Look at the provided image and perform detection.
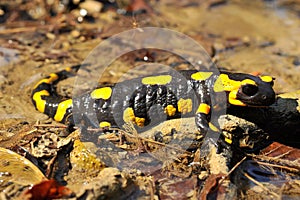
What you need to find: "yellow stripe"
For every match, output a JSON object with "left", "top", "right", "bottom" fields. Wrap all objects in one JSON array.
[
  {"left": 191, "top": 72, "right": 213, "bottom": 81},
  {"left": 141, "top": 75, "right": 172, "bottom": 85},
  {"left": 32, "top": 90, "right": 50, "bottom": 113},
  {"left": 196, "top": 103, "right": 210, "bottom": 114},
  {"left": 54, "top": 99, "right": 73, "bottom": 122},
  {"left": 224, "top": 137, "right": 232, "bottom": 144},
  {"left": 90, "top": 87, "right": 112, "bottom": 100},
  {"left": 33, "top": 73, "right": 59, "bottom": 89},
  {"left": 241, "top": 79, "right": 256, "bottom": 86},
  {"left": 228, "top": 91, "right": 246, "bottom": 106}
]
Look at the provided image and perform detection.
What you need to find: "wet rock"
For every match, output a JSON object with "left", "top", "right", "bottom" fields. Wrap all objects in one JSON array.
[{"left": 0, "top": 147, "right": 46, "bottom": 190}]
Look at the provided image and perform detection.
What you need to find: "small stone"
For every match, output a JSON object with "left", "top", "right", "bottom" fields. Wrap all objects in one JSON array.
[
  {"left": 212, "top": 42, "right": 225, "bottom": 53},
  {"left": 62, "top": 41, "right": 70, "bottom": 49},
  {"left": 198, "top": 171, "right": 208, "bottom": 180},
  {"left": 293, "top": 57, "right": 300, "bottom": 66},
  {"left": 0, "top": 74, "right": 7, "bottom": 85},
  {"left": 71, "top": 30, "right": 80, "bottom": 38},
  {"left": 118, "top": 151, "right": 127, "bottom": 159},
  {"left": 73, "top": 0, "right": 81, "bottom": 4},
  {"left": 46, "top": 32, "right": 56, "bottom": 40},
  {"left": 79, "top": 0, "right": 103, "bottom": 15},
  {"left": 79, "top": 36, "right": 86, "bottom": 41}
]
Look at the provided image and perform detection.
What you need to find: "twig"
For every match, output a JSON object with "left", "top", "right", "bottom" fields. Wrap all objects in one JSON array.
[
  {"left": 0, "top": 24, "right": 64, "bottom": 35},
  {"left": 218, "top": 156, "right": 247, "bottom": 185},
  {"left": 243, "top": 172, "right": 280, "bottom": 199},
  {"left": 34, "top": 124, "right": 68, "bottom": 128},
  {"left": 256, "top": 161, "right": 299, "bottom": 173}
]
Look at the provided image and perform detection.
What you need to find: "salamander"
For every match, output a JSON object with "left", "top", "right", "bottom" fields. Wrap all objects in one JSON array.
[
  {"left": 31, "top": 65, "right": 275, "bottom": 135},
  {"left": 228, "top": 90, "right": 300, "bottom": 147}
]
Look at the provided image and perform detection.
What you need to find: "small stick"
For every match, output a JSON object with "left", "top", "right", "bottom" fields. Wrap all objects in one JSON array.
[{"left": 243, "top": 172, "right": 280, "bottom": 199}]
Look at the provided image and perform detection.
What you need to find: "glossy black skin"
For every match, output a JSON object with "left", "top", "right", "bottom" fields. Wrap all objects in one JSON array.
[
  {"left": 72, "top": 70, "right": 217, "bottom": 133},
  {"left": 31, "top": 67, "right": 75, "bottom": 123},
  {"left": 32, "top": 65, "right": 276, "bottom": 137},
  {"left": 225, "top": 73, "right": 276, "bottom": 106},
  {"left": 228, "top": 97, "right": 300, "bottom": 147}
]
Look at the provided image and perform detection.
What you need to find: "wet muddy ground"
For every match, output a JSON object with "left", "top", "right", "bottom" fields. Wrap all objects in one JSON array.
[{"left": 0, "top": 0, "right": 300, "bottom": 199}]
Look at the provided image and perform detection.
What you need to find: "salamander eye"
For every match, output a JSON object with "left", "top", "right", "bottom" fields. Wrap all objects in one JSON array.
[{"left": 241, "top": 84, "right": 258, "bottom": 96}]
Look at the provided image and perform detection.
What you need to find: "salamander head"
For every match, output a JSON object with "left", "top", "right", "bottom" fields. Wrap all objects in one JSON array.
[{"left": 218, "top": 73, "right": 276, "bottom": 107}]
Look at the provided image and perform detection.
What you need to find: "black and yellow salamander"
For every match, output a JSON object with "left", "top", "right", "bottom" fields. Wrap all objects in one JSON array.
[
  {"left": 228, "top": 90, "right": 300, "bottom": 147},
  {"left": 31, "top": 65, "right": 276, "bottom": 135}
]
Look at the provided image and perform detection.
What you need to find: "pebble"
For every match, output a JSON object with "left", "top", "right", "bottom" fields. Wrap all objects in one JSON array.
[
  {"left": 293, "top": 57, "right": 300, "bottom": 66},
  {"left": 212, "top": 42, "right": 225, "bottom": 53},
  {"left": 79, "top": 0, "right": 103, "bottom": 15},
  {"left": 71, "top": 30, "right": 80, "bottom": 38},
  {"left": 0, "top": 74, "right": 7, "bottom": 85},
  {"left": 46, "top": 32, "right": 56, "bottom": 40},
  {"left": 62, "top": 41, "right": 71, "bottom": 50},
  {"left": 198, "top": 171, "right": 209, "bottom": 180}
]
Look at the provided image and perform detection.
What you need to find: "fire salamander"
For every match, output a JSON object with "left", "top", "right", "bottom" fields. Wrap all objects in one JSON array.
[
  {"left": 228, "top": 90, "right": 300, "bottom": 147},
  {"left": 31, "top": 65, "right": 275, "bottom": 136}
]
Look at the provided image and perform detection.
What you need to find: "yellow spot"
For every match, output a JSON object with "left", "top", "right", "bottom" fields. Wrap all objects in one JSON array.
[
  {"left": 32, "top": 90, "right": 50, "bottom": 113},
  {"left": 177, "top": 98, "right": 193, "bottom": 114},
  {"left": 196, "top": 103, "right": 210, "bottom": 114},
  {"left": 90, "top": 87, "right": 112, "bottom": 100},
  {"left": 123, "top": 107, "right": 145, "bottom": 126},
  {"left": 209, "top": 122, "right": 219, "bottom": 132},
  {"left": 135, "top": 117, "right": 145, "bottom": 127},
  {"left": 142, "top": 75, "right": 172, "bottom": 85},
  {"left": 99, "top": 121, "right": 111, "bottom": 128},
  {"left": 123, "top": 107, "right": 136, "bottom": 123},
  {"left": 34, "top": 73, "right": 59, "bottom": 89},
  {"left": 224, "top": 137, "right": 232, "bottom": 144},
  {"left": 214, "top": 74, "right": 256, "bottom": 92},
  {"left": 165, "top": 105, "right": 176, "bottom": 116},
  {"left": 54, "top": 99, "right": 73, "bottom": 122},
  {"left": 229, "top": 91, "right": 246, "bottom": 106},
  {"left": 191, "top": 72, "right": 213, "bottom": 81},
  {"left": 260, "top": 76, "right": 273, "bottom": 83}
]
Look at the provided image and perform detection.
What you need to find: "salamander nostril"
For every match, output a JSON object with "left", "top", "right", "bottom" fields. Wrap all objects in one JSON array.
[
  {"left": 242, "top": 84, "right": 258, "bottom": 96},
  {"left": 262, "top": 95, "right": 267, "bottom": 100}
]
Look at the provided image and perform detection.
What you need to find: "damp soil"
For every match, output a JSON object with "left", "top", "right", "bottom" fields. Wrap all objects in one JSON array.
[{"left": 0, "top": 0, "right": 300, "bottom": 199}]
